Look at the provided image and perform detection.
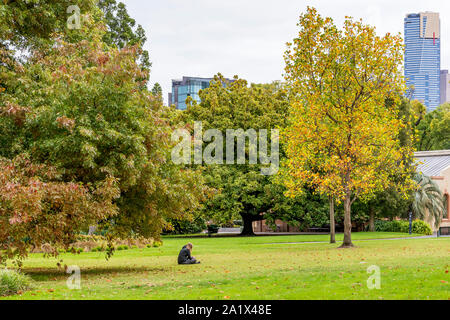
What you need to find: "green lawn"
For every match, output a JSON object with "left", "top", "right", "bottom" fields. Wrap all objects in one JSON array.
[{"left": 1, "top": 232, "right": 449, "bottom": 300}]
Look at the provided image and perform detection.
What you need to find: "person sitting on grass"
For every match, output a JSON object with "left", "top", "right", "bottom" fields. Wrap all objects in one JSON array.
[{"left": 178, "top": 243, "right": 200, "bottom": 264}]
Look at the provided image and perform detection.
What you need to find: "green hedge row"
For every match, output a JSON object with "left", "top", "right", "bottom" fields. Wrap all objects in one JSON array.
[{"left": 374, "top": 219, "right": 433, "bottom": 235}]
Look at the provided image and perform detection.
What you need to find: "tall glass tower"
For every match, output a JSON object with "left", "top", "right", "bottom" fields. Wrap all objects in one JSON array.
[{"left": 404, "top": 12, "right": 441, "bottom": 111}]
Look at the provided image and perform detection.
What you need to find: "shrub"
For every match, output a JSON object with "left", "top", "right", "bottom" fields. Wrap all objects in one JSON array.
[
  {"left": 394, "top": 220, "right": 410, "bottom": 233},
  {"left": 0, "top": 269, "right": 34, "bottom": 296},
  {"left": 117, "top": 245, "right": 129, "bottom": 251},
  {"left": 412, "top": 220, "right": 433, "bottom": 235},
  {"left": 164, "top": 217, "right": 207, "bottom": 235},
  {"left": 152, "top": 241, "right": 162, "bottom": 248},
  {"left": 91, "top": 246, "right": 105, "bottom": 252},
  {"left": 374, "top": 219, "right": 432, "bottom": 235},
  {"left": 374, "top": 220, "right": 408, "bottom": 233}
]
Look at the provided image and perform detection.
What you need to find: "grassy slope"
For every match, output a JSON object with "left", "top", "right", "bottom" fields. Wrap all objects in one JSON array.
[{"left": 1, "top": 233, "right": 449, "bottom": 300}]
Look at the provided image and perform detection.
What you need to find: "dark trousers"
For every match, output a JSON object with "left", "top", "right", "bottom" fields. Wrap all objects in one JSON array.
[{"left": 180, "top": 258, "right": 197, "bottom": 265}]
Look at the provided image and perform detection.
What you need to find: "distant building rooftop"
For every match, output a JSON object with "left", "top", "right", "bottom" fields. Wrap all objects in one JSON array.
[{"left": 415, "top": 150, "right": 450, "bottom": 177}]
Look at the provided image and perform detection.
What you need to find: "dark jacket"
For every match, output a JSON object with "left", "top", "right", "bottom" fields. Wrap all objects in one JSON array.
[{"left": 177, "top": 245, "right": 192, "bottom": 264}]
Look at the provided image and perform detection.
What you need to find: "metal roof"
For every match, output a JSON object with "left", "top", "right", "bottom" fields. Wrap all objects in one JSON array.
[{"left": 415, "top": 150, "right": 450, "bottom": 177}]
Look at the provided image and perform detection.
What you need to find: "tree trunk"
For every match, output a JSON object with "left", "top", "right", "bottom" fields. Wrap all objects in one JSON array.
[
  {"left": 340, "top": 193, "right": 354, "bottom": 248},
  {"left": 369, "top": 207, "right": 375, "bottom": 232},
  {"left": 241, "top": 215, "right": 256, "bottom": 236},
  {"left": 329, "top": 196, "right": 336, "bottom": 244}
]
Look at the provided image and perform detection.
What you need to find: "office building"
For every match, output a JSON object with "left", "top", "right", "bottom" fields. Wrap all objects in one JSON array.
[
  {"left": 441, "top": 70, "right": 450, "bottom": 105},
  {"left": 168, "top": 76, "right": 234, "bottom": 110},
  {"left": 404, "top": 12, "right": 441, "bottom": 111}
]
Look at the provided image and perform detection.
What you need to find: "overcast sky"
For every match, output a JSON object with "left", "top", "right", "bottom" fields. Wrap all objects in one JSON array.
[{"left": 122, "top": 0, "right": 450, "bottom": 104}]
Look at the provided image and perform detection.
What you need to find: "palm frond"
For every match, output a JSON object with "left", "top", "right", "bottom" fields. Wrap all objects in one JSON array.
[{"left": 412, "top": 173, "right": 444, "bottom": 228}]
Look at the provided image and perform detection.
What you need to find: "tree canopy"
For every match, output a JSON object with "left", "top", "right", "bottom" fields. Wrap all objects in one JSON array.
[
  {"left": 416, "top": 103, "right": 450, "bottom": 151},
  {"left": 282, "top": 7, "right": 415, "bottom": 247},
  {"left": 0, "top": 1, "right": 206, "bottom": 263},
  {"left": 181, "top": 75, "right": 328, "bottom": 235}
]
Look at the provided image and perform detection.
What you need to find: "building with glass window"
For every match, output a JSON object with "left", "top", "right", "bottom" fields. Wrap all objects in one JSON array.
[
  {"left": 168, "top": 77, "right": 211, "bottom": 110},
  {"left": 415, "top": 150, "right": 450, "bottom": 234},
  {"left": 441, "top": 70, "right": 450, "bottom": 105},
  {"left": 404, "top": 12, "right": 441, "bottom": 111}
]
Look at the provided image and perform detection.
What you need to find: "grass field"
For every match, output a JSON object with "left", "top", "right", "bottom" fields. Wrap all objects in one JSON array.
[{"left": 1, "top": 232, "right": 449, "bottom": 300}]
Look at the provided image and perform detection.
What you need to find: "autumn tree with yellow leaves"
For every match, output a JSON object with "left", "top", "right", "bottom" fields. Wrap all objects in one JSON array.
[{"left": 282, "top": 7, "right": 415, "bottom": 247}]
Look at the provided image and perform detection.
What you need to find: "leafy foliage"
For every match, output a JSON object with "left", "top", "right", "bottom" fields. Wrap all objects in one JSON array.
[
  {"left": 182, "top": 75, "right": 312, "bottom": 235},
  {"left": 98, "top": 0, "right": 151, "bottom": 73},
  {"left": 0, "top": 155, "right": 120, "bottom": 264},
  {"left": 0, "top": 6, "right": 207, "bottom": 262},
  {"left": 411, "top": 220, "right": 433, "bottom": 235},
  {"left": 0, "top": 0, "right": 95, "bottom": 50},
  {"left": 0, "top": 269, "right": 34, "bottom": 296},
  {"left": 351, "top": 97, "right": 424, "bottom": 230},
  {"left": 151, "top": 82, "right": 163, "bottom": 103},
  {"left": 282, "top": 7, "right": 415, "bottom": 247},
  {"left": 164, "top": 217, "right": 207, "bottom": 235},
  {"left": 374, "top": 220, "right": 409, "bottom": 233},
  {"left": 374, "top": 219, "right": 432, "bottom": 235},
  {"left": 4, "top": 27, "right": 205, "bottom": 238},
  {"left": 416, "top": 103, "right": 450, "bottom": 151}
]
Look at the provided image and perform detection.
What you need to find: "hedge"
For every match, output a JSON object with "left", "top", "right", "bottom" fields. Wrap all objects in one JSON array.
[{"left": 374, "top": 219, "right": 432, "bottom": 235}]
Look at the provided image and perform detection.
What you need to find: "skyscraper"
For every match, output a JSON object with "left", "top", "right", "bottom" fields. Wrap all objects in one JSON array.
[
  {"left": 441, "top": 70, "right": 450, "bottom": 105},
  {"left": 404, "top": 12, "right": 441, "bottom": 111}
]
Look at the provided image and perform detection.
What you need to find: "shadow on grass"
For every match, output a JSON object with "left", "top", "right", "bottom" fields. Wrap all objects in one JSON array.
[
  {"left": 162, "top": 233, "right": 330, "bottom": 239},
  {"left": 23, "top": 266, "right": 171, "bottom": 282}
]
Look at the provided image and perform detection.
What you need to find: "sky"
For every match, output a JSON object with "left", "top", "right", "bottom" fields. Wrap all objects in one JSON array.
[{"left": 122, "top": 0, "right": 450, "bottom": 104}]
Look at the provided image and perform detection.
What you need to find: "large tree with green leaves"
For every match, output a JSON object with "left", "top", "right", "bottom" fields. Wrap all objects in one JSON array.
[
  {"left": 0, "top": 0, "right": 95, "bottom": 49},
  {"left": 151, "top": 82, "right": 163, "bottom": 104},
  {"left": 0, "top": 3, "right": 206, "bottom": 262},
  {"left": 98, "top": 0, "right": 150, "bottom": 73},
  {"left": 181, "top": 75, "right": 322, "bottom": 235}
]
